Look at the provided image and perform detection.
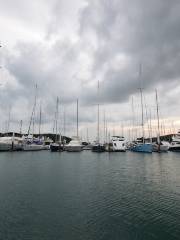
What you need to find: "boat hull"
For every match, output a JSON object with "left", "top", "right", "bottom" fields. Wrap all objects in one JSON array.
[
  {"left": 168, "top": 146, "right": 180, "bottom": 152},
  {"left": 105, "top": 144, "right": 113, "bottom": 152},
  {"left": 0, "top": 143, "right": 23, "bottom": 151},
  {"left": 65, "top": 146, "right": 83, "bottom": 152},
  {"left": 113, "top": 149, "right": 126, "bottom": 152},
  {"left": 43, "top": 145, "right": 50, "bottom": 150},
  {"left": 92, "top": 144, "right": 105, "bottom": 152},
  {"left": 23, "top": 144, "right": 44, "bottom": 151},
  {"left": 0, "top": 143, "right": 12, "bottom": 151},
  {"left": 130, "top": 143, "right": 152, "bottom": 153},
  {"left": 83, "top": 144, "right": 93, "bottom": 150},
  {"left": 50, "top": 144, "right": 64, "bottom": 152},
  {"left": 112, "top": 141, "right": 126, "bottom": 152},
  {"left": 153, "top": 144, "right": 169, "bottom": 152}
]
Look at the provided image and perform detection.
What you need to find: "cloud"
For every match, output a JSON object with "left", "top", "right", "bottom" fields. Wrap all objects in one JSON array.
[
  {"left": 78, "top": 0, "right": 180, "bottom": 104},
  {"left": 1, "top": 0, "right": 180, "bottom": 137}
]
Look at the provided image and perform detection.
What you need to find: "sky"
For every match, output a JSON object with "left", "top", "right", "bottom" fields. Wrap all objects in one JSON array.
[{"left": 0, "top": 0, "right": 180, "bottom": 141}]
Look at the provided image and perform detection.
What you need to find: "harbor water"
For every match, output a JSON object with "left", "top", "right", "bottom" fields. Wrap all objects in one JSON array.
[{"left": 0, "top": 151, "right": 180, "bottom": 240}]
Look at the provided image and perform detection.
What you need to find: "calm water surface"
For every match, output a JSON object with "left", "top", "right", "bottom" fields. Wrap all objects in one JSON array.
[{"left": 0, "top": 151, "right": 180, "bottom": 240}]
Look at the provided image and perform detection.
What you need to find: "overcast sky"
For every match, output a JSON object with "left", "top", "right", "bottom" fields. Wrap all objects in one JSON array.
[{"left": 0, "top": 0, "right": 180, "bottom": 140}]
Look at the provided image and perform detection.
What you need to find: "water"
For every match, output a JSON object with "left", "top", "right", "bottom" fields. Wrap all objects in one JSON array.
[{"left": 0, "top": 151, "right": 180, "bottom": 240}]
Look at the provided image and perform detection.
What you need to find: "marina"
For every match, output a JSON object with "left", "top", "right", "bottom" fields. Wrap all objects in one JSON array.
[
  {"left": 0, "top": 131, "right": 179, "bottom": 153},
  {"left": 1, "top": 0, "right": 180, "bottom": 239}
]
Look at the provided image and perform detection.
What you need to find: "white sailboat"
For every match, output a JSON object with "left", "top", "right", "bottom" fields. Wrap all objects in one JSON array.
[
  {"left": 23, "top": 84, "right": 44, "bottom": 151},
  {"left": 22, "top": 135, "right": 44, "bottom": 151},
  {"left": 65, "top": 99, "right": 83, "bottom": 152}
]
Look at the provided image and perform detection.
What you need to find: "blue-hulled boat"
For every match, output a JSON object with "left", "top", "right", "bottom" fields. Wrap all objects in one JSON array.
[
  {"left": 130, "top": 67, "right": 153, "bottom": 153},
  {"left": 130, "top": 142, "right": 152, "bottom": 153}
]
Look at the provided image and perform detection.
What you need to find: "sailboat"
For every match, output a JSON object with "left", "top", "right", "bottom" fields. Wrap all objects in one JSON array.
[
  {"left": 50, "top": 97, "right": 64, "bottom": 152},
  {"left": 23, "top": 84, "right": 44, "bottom": 151},
  {"left": 153, "top": 90, "right": 169, "bottom": 152},
  {"left": 130, "top": 67, "right": 152, "bottom": 153},
  {"left": 65, "top": 99, "right": 83, "bottom": 152},
  {"left": 92, "top": 81, "right": 105, "bottom": 152}
]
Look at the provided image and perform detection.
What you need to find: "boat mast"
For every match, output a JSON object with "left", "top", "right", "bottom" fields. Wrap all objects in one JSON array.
[
  {"left": 86, "top": 128, "right": 89, "bottom": 143},
  {"left": 144, "top": 99, "right": 151, "bottom": 141},
  {"left": 140, "top": 88, "right": 144, "bottom": 143},
  {"left": 121, "top": 121, "right": 124, "bottom": 137},
  {"left": 55, "top": 97, "right": 59, "bottom": 142},
  {"left": 38, "top": 102, "right": 42, "bottom": 136},
  {"left": 28, "top": 84, "right": 37, "bottom": 135},
  {"left": 19, "top": 120, "right": 23, "bottom": 135},
  {"left": 97, "top": 81, "right": 100, "bottom": 144},
  {"left": 103, "top": 110, "right": 106, "bottom": 143},
  {"left": 77, "top": 99, "right": 79, "bottom": 138},
  {"left": 105, "top": 120, "right": 108, "bottom": 143},
  {"left": 138, "top": 64, "right": 144, "bottom": 143},
  {"left": 131, "top": 96, "right": 135, "bottom": 141},
  {"left": 155, "top": 89, "right": 160, "bottom": 144},
  {"left": 149, "top": 108, "right": 152, "bottom": 143},
  {"left": 32, "top": 85, "right": 37, "bottom": 135},
  {"left": 63, "top": 107, "right": 66, "bottom": 137},
  {"left": 7, "top": 105, "right": 11, "bottom": 132}
]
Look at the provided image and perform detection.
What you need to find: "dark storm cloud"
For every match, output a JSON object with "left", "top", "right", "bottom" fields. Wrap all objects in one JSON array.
[
  {"left": 79, "top": 0, "right": 180, "bottom": 104},
  {"left": 4, "top": 40, "right": 81, "bottom": 106},
  {"left": 5, "top": 0, "right": 180, "bottom": 106}
]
